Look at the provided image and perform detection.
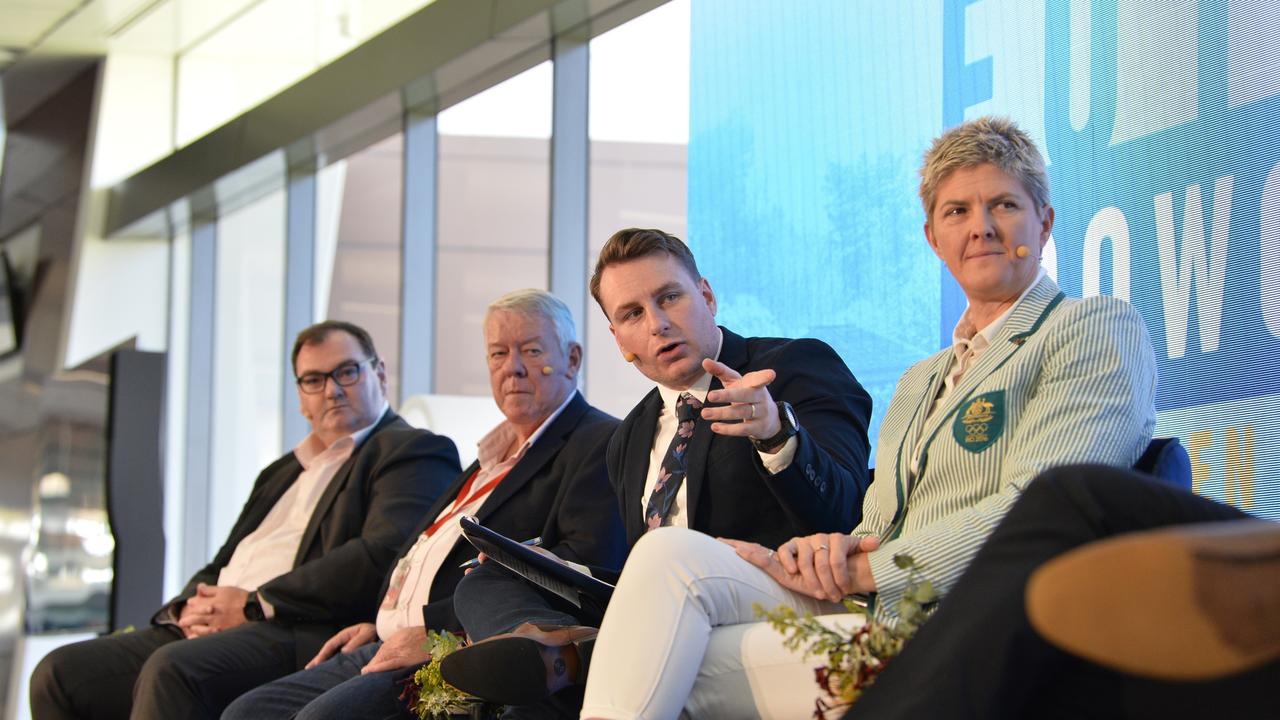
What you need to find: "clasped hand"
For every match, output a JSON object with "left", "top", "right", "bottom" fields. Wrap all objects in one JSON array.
[
  {"left": 177, "top": 583, "right": 250, "bottom": 638},
  {"left": 722, "top": 533, "right": 880, "bottom": 602}
]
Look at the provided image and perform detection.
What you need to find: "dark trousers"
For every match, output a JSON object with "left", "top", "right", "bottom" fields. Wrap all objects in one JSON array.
[
  {"left": 453, "top": 562, "right": 583, "bottom": 641},
  {"left": 847, "top": 464, "right": 1276, "bottom": 720},
  {"left": 30, "top": 621, "right": 303, "bottom": 720},
  {"left": 453, "top": 563, "right": 590, "bottom": 720}
]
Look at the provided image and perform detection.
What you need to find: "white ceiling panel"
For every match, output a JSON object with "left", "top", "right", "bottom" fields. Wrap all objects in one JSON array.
[{"left": 0, "top": 1, "right": 85, "bottom": 47}]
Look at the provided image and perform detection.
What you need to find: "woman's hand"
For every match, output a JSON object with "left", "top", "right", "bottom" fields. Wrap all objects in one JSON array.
[{"left": 723, "top": 533, "right": 880, "bottom": 602}]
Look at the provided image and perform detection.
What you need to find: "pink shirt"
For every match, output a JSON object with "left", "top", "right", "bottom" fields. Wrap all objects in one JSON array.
[{"left": 217, "top": 407, "right": 386, "bottom": 593}]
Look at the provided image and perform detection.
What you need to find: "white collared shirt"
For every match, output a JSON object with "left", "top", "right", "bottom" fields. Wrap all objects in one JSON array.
[
  {"left": 374, "top": 390, "right": 577, "bottom": 640},
  {"left": 217, "top": 403, "right": 389, "bottom": 593}
]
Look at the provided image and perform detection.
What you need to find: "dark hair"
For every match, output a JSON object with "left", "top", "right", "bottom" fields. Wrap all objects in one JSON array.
[
  {"left": 589, "top": 228, "right": 701, "bottom": 311},
  {"left": 291, "top": 320, "right": 378, "bottom": 374}
]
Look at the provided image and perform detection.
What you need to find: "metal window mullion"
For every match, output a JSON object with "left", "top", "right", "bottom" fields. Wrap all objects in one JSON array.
[
  {"left": 183, "top": 218, "right": 216, "bottom": 582},
  {"left": 549, "top": 30, "right": 590, "bottom": 383},
  {"left": 282, "top": 159, "right": 317, "bottom": 448},
  {"left": 401, "top": 106, "right": 439, "bottom": 398}
]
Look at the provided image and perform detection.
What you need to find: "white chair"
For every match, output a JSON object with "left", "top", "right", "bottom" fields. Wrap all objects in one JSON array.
[{"left": 398, "top": 394, "right": 505, "bottom": 468}]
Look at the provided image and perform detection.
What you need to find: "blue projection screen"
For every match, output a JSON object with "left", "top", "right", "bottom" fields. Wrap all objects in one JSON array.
[{"left": 689, "top": 0, "right": 1280, "bottom": 519}]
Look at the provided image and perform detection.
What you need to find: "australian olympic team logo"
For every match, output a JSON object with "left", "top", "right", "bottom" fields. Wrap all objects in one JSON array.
[
  {"left": 961, "top": 398, "right": 994, "bottom": 442},
  {"left": 954, "top": 391, "right": 1005, "bottom": 452}
]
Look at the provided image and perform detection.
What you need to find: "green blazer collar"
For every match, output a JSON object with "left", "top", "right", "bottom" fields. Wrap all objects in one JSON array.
[{"left": 942, "top": 275, "right": 1065, "bottom": 406}]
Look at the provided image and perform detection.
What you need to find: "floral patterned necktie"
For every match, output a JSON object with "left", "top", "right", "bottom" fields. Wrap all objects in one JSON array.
[{"left": 644, "top": 392, "right": 703, "bottom": 530}]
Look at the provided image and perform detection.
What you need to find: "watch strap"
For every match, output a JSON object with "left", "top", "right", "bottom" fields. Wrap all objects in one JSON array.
[
  {"left": 752, "top": 401, "right": 798, "bottom": 453},
  {"left": 243, "top": 592, "right": 266, "bottom": 622}
]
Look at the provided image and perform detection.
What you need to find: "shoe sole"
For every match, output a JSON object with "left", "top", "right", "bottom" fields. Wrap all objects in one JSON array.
[
  {"left": 1026, "top": 519, "right": 1280, "bottom": 681},
  {"left": 441, "top": 635, "right": 551, "bottom": 705}
]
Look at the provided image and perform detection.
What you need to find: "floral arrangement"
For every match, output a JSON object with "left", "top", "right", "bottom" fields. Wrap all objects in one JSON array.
[
  {"left": 755, "top": 554, "right": 937, "bottom": 719},
  {"left": 399, "top": 629, "right": 479, "bottom": 719}
]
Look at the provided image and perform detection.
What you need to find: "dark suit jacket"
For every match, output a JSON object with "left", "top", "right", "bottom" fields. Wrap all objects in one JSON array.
[
  {"left": 156, "top": 410, "right": 460, "bottom": 662},
  {"left": 378, "top": 392, "right": 625, "bottom": 633},
  {"left": 608, "top": 327, "right": 872, "bottom": 553}
]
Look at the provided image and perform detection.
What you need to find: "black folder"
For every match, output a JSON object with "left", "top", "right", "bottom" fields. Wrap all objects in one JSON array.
[{"left": 459, "top": 516, "right": 614, "bottom": 620}]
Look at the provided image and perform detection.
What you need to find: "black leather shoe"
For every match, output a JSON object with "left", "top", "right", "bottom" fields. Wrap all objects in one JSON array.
[{"left": 442, "top": 623, "right": 597, "bottom": 705}]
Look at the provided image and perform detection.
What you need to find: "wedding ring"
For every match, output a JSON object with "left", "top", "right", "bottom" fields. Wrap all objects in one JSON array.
[
  {"left": 817, "top": 544, "right": 830, "bottom": 552},
  {"left": 749, "top": 403, "right": 756, "bottom": 420}
]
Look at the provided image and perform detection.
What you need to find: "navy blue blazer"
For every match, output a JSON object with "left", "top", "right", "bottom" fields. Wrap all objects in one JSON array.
[
  {"left": 392, "top": 392, "right": 625, "bottom": 633},
  {"left": 607, "top": 327, "right": 872, "bottom": 553}
]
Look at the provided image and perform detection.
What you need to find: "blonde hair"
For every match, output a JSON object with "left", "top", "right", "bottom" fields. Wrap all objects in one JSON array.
[
  {"left": 919, "top": 116, "right": 1050, "bottom": 219},
  {"left": 487, "top": 289, "right": 577, "bottom": 353}
]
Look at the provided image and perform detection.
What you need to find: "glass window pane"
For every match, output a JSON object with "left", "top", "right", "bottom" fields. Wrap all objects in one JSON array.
[
  {"left": 315, "top": 132, "right": 404, "bottom": 403},
  {"left": 211, "top": 188, "right": 285, "bottom": 549},
  {"left": 586, "top": 1, "right": 690, "bottom": 418},
  {"left": 435, "top": 63, "right": 552, "bottom": 396}
]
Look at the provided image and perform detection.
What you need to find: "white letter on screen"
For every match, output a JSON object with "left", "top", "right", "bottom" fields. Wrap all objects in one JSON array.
[
  {"left": 1154, "top": 176, "right": 1233, "bottom": 359},
  {"left": 1083, "top": 206, "right": 1131, "bottom": 300}
]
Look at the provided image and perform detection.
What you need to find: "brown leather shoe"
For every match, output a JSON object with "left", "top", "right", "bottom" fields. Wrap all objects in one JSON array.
[
  {"left": 441, "top": 623, "right": 597, "bottom": 705},
  {"left": 1026, "top": 519, "right": 1280, "bottom": 681}
]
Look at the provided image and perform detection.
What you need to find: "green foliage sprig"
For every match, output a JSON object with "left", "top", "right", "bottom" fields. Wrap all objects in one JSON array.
[
  {"left": 400, "top": 629, "right": 478, "bottom": 719},
  {"left": 755, "top": 553, "right": 937, "bottom": 719}
]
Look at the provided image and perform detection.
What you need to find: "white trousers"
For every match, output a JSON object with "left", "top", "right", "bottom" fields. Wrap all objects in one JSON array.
[{"left": 580, "top": 528, "right": 861, "bottom": 720}]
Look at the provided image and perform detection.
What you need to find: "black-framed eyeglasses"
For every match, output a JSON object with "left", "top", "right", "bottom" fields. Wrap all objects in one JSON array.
[{"left": 296, "top": 357, "right": 377, "bottom": 394}]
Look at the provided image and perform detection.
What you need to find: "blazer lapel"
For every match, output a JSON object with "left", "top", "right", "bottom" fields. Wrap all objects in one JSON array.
[
  {"left": 257, "top": 463, "right": 302, "bottom": 520},
  {"left": 894, "top": 354, "right": 951, "bottom": 490},
  {"left": 623, "top": 390, "right": 662, "bottom": 539},
  {"left": 418, "top": 460, "right": 480, "bottom": 534},
  {"left": 473, "top": 393, "right": 589, "bottom": 522},
  {"left": 685, "top": 327, "right": 747, "bottom": 521}
]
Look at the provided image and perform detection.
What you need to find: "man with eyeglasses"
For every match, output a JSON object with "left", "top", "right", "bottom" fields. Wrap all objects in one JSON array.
[{"left": 31, "top": 320, "right": 461, "bottom": 720}]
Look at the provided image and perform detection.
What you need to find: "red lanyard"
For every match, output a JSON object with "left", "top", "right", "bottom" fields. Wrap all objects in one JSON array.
[{"left": 423, "top": 466, "right": 511, "bottom": 537}]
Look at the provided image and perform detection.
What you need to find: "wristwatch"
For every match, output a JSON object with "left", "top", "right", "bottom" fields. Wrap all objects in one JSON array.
[
  {"left": 243, "top": 592, "right": 266, "bottom": 622},
  {"left": 752, "top": 401, "right": 799, "bottom": 454}
]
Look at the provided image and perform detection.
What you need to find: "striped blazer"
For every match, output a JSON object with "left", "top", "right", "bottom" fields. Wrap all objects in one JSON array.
[{"left": 855, "top": 275, "right": 1157, "bottom": 618}]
